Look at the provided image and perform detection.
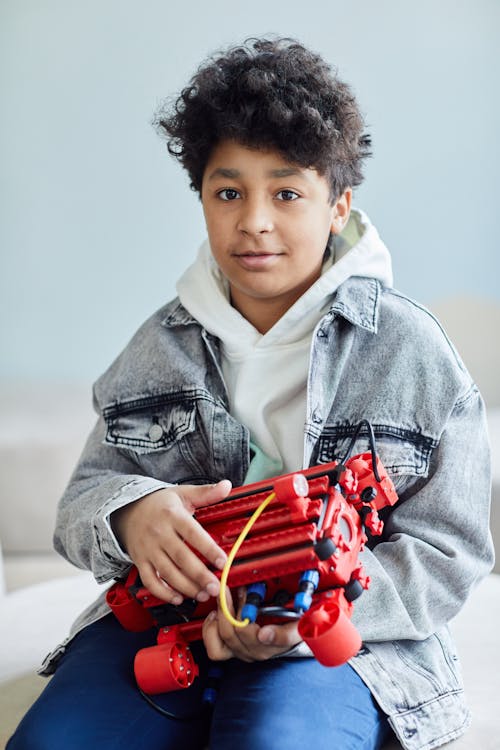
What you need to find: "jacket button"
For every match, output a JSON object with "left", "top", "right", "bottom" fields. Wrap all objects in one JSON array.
[
  {"left": 403, "top": 728, "right": 417, "bottom": 738},
  {"left": 149, "top": 424, "right": 164, "bottom": 442},
  {"left": 312, "top": 410, "right": 323, "bottom": 424}
]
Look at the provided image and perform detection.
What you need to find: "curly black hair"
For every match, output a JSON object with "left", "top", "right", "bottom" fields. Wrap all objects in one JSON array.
[{"left": 155, "top": 37, "right": 371, "bottom": 201}]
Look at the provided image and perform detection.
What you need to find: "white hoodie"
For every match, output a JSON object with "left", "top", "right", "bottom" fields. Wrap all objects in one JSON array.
[{"left": 177, "top": 209, "right": 393, "bottom": 482}]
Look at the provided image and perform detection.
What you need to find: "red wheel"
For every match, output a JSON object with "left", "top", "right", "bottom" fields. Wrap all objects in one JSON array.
[
  {"left": 298, "top": 599, "right": 362, "bottom": 667},
  {"left": 134, "top": 641, "right": 199, "bottom": 694}
]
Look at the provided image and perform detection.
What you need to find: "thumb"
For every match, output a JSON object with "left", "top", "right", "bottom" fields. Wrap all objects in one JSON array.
[
  {"left": 258, "top": 625, "right": 277, "bottom": 645},
  {"left": 179, "top": 479, "right": 232, "bottom": 512},
  {"left": 258, "top": 622, "right": 300, "bottom": 649}
]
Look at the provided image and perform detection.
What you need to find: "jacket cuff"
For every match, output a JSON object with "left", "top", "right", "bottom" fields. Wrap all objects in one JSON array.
[{"left": 91, "top": 477, "right": 172, "bottom": 582}]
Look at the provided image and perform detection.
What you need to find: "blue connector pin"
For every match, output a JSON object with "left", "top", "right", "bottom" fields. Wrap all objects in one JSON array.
[
  {"left": 241, "top": 582, "right": 267, "bottom": 622},
  {"left": 294, "top": 570, "right": 319, "bottom": 612}
]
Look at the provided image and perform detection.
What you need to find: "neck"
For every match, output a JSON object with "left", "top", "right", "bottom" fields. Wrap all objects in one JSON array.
[
  {"left": 230, "top": 281, "right": 318, "bottom": 334},
  {"left": 230, "top": 297, "right": 289, "bottom": 334}
]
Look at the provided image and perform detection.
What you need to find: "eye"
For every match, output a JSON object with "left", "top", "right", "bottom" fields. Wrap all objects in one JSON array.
[
  {"left": 276, "top": 189, "right": 299, "bottom": 201},
  {"left": 218, "top": 188, "right": 241, "bottom": 201}
]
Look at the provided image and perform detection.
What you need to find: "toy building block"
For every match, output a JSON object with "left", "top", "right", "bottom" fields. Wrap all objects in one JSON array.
[{"left": 107, "top": 447, "right": 398, "bottom": 695}]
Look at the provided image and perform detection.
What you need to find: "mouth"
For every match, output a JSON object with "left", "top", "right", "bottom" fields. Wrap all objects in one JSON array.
[
  {"left": 232, "top": 250, "right": 284, "bottom": 269},
  {"left": 233, "top": 250, "right": 283, "bottom": 257}
]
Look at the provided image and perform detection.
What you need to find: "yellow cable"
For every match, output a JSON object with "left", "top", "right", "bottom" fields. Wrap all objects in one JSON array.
[{"left": 218, "top": 491, "right": 276, "bottom": 628}]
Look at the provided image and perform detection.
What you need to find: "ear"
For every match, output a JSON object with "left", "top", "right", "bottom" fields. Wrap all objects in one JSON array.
[{"left": 330, "top": 189, "right": 352, "bottom": 234}]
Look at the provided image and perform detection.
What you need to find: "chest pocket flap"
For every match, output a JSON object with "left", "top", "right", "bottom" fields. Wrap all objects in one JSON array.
[
  {"left": 103, "top": 393, "right": 198, "bottom": 455},
  {"left": 316, "top": 424, "right": 437, "bottom": 492}
]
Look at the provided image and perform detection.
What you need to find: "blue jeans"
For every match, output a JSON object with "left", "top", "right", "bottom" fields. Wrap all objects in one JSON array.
[{"left": 8, "top": 615, "right": 392, "bottom": 750}]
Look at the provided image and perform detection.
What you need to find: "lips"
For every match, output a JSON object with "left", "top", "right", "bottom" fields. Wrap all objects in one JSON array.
[
  {"left": 233, "top": 250, "right": 281, "bottom": 256},
  {"left": 232, "top": 251, "right": 283, "bottom": 269}
]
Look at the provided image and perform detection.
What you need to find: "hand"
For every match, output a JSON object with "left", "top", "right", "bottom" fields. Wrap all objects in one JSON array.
[
  {"left": 111, "top": 480, "right": 232, "bottom": 605},
  {"left": 202, "top": 587, "right": 301, "bottom": 662}
]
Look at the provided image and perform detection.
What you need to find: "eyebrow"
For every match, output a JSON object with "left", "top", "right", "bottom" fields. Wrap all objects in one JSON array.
[
  {"left": 269, "top": 167, "right": 303, "bottom": 178},
  {"left": 207, "top": 168, "right": 240, "bottom": 180},
  {"left": 207, "top": 166, "right": 304, "bottom": 180}
]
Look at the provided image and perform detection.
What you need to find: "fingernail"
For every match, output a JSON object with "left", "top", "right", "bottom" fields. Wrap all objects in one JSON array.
[
  {"left": 215, "top": 556, "right": 227, "bottom": 570},
  {"left": 196, "top": 590, "right": 210, "bottom": 602},
  {"left": 205, "top": 610, "right": 216, "bottom": 623},
  {"left": 206, "top": 581, "right": 220, "bottom": 597},
  {"left": 259, "top": 627, "right": 275, "bottom": 645},
  {"left": 172, "top": 594, "right": 183, "bottom": 605}
]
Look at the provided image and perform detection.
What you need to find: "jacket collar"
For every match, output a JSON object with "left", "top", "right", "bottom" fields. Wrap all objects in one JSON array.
[
  {"left": 162, "top": 277, "right": 381, "bottom": 334},
  {"left": 161, "top": 300, "right": 198, "bottom": 328},
  {"left": 326, "top": 276, "right": 380, "bottom": 333}
]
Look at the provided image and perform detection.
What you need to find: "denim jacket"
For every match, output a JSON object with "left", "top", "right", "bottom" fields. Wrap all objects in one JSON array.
[{"left": 44, "top": 276, "right": 494, "bottom": 750}]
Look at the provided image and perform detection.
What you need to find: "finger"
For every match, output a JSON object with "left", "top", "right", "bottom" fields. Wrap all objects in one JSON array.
[
  {"left": 256, "top": 621, "right": 301, "bottom": 650},
  {"left": 175, "top": 510, "right": 228, "bottom": 573},
  {"left": 154, "top": 551, "right": 224, "bottom": 602},
  {"left": 153, "top": 554, "right": 211, "bottom": 602},
  {"left": 140, "top": 553, "right": 216, "bottom": 605},
  {"left": 233, "top": 594, "right": 299, "bottom": 652},
  {"left": 137, "top": 561, "right": 184, "bottom": 605},
  {"left": 215, "top": 584, "right": 238, "bottom": 633},
  {"left": 158, "top": 521, "right": 226, "bottom": 595},
  {"left": 202, "top": 610, "right": 234, "bottom": 661},
  {"left": 179, "top": 480, "right": 232, "bottom": 513},
  {"left": 214, "top": 587, "right": 259, "bottom": 660},
  {"left": 231, "top": 621, "right": 301, "bottom": 662},
  {"left": 214, "top": 585, "right": 241, "bottom": 642}
]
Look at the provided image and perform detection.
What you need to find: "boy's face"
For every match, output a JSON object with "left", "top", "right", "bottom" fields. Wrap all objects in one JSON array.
[{"left": 201, "top": 140, "right": 351, "bottom": 333}]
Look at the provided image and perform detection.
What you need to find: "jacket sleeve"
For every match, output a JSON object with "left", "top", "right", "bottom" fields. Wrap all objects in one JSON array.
[
  {"left": 351, "top": 384, "right": 495, "bottom": 642},
  {"left": 53, "top": 411, "right": 171, "bottom": 584}
]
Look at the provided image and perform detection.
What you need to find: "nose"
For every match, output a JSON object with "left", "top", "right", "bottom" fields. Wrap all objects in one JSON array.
[{"left": 237, "top": 195, "right": 274, "bottom": 235}]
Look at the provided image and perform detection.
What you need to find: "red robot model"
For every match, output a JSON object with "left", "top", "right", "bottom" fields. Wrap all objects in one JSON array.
[{"left": 107, "top": 423, "right": 398, "bottom": 697}]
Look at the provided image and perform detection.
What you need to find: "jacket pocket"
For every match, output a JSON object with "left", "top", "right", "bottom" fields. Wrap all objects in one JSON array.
[
  {"left": 101, "top": 389, "right": 223, "bottom": 483},
  {"left": 103, "top": 392, "right": 198, "bottom": 454},
  {"left": 314, "top": 423, "right": 437, "bottom": 493},
  {"left": 391, "top": 626, "right": 462, "bottom": 697},
  {"left": 360, "top": 625, "right": 463, "bottom": 713}
]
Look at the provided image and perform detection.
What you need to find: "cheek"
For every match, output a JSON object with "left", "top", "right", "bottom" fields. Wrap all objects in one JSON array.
[
  {"left": 205, "top": 216, "right": 226, "bottom": 250},
  {"left": 291, "top": 220, "right": 329, "bottom": 258}
]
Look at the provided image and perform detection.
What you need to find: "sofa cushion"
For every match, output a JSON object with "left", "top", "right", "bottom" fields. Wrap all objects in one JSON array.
[{"left": 0, "top": 383, "right": 95, "bottom": 554}]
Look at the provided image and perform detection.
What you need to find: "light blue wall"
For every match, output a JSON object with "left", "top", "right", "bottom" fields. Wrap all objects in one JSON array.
[{"left": 1, "top": 0, "right": 499, "bottom": 382}]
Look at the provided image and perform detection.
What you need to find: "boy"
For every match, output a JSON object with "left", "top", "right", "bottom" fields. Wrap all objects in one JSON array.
[{"left": 8, "top": 37, "right": 493, "bottom": 750}]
